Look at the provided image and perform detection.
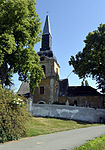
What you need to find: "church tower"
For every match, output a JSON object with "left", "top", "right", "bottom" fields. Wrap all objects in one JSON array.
[{"left": 33, "top": 15, "right": 60, "bottom": 104}]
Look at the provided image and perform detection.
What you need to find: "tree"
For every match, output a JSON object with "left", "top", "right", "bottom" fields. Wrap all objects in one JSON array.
[
  {"left": 0, "top": 0, "right": 44, "bottom": 92},
  {"left": 69, "top": 24, "right": 105, "bottom": 93},
  {"left": 81, "top": 80, "right": 89, "bottom": 86},
  {"left": 81, "top": 80, "right": 84, "bottom": 86},
  {"left": 85, "top": 80, "right": 89, "bottom": 86}
]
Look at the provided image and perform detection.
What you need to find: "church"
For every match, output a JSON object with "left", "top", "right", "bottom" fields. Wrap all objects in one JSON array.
[{"left": 18, "top": 15, "right": 104, "bottom": 109}]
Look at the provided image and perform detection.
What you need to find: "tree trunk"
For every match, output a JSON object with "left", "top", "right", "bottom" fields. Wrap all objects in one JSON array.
[{"left": 0, "top": 61, "right": 8, "bottom": 87}]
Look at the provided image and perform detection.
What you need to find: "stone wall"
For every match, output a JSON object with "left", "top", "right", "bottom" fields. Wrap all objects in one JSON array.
[
  {"left": 40, "top": 56, "right": 59, "bottom": 77},
  {"left": 58, "top": 95, "right": 104, "bottom": 109},
  {"left": 33, "top": 79, "right": 51, "bottom": 104},
  {"left": 32, "top": 104, "right": 105, "bottom": 123},
  {"left": 33, "top": 78, "right": 59, "bottom": 104}
]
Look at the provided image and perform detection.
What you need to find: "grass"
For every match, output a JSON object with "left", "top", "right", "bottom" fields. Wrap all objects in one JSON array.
[
  {"left": 74, "top": 135, "right": 105, "bottom": 150},
  {"left": 26, "top": 117, "right": 100, "bottom": 137}
]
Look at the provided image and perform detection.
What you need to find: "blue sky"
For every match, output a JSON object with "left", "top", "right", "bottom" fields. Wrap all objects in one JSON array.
[{"left": 13, "top": 0, "right": 105, "bottom": 92}]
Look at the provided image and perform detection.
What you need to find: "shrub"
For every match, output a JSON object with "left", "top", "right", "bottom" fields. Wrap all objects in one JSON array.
[
  {"left": 0, "top": 85, "right": 31, "bottom": 143},
  {"left": 53, "top": 101, "right": 65, "bottom": 105}
]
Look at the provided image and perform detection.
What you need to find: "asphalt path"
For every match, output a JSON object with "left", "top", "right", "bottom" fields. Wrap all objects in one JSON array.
[{"left": 0, "top": 125, "right": 105, "bottom": 150}]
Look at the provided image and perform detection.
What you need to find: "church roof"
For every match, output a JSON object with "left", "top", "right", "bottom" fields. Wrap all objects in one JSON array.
[
  {"left": 17, "top": 81, "right": 30, "bottom": 97},
  {"left": 67, "top": 86, "right": 101, "bottom": 96},
  {"left": 43, "top": 15, "right": 51, "bottom": 35},
  {"left": 59, "top": 79, "right": 68, "bottom": 96}
]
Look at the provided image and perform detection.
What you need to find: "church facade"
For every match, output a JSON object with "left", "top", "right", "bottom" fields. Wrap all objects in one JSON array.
[{"left": 18, "top": 15, "right": 104, "bottom": 109}]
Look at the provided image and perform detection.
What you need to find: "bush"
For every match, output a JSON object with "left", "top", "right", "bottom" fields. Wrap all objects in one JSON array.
[
  {"left": 0, "top": 85, "right": 31, "bottom": 143},
  {"left": 53, "top": 101, "right": 65, "bottom": 105}
]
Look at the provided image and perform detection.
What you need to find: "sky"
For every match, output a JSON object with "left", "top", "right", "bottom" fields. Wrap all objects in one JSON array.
[{"left": 13, "top": 0, "right": 105, "bottom": 92}]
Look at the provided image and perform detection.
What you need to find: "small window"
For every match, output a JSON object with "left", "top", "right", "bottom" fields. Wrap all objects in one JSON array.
[
  {"left": 40, "top": 87, "right": 44, "bottom": 95},
  {"left": 40, "top": 57, "right": 44, "bottom": 61},
  {"left": 56, "top": 68, "right": 58, "bottom": 74},
  {"left": 42, "top": 65, "right": 46, "bottom": 74}
]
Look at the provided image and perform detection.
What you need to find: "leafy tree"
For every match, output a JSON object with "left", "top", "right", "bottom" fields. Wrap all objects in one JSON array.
[
  {"left": 85, "top": 80, "right": 89, "bottom": 86},
  {"left": 81, "top": 80, "right": 84, "bottom": 86},
  {"left": 69, "top": 24, "right": 105, "bottom": 93},
  {"left": 81, "top": 80, "right": 89, "bottom": 86},
  {"left": 0, "top": 0, "right": 44, "bottom": 92}
]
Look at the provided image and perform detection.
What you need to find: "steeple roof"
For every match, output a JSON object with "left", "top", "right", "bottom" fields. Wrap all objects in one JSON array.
[
  {"left": 38, "top": 14, "right": 56, "bottom": 59},
  {"left": 43, "top": 15, "right": 51, "bottom": 35}
]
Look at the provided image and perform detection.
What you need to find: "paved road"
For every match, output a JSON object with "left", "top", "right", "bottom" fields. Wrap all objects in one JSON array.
[{"left": 0, "top": 125, "right": 105, "bottom": 150}]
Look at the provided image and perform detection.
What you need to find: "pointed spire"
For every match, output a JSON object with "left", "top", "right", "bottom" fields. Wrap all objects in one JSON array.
[
  {"left": 43, "top": 15, "right": 51, "bottom": 35},
  {"left": 40, "top": 15, "right": 52, "bottom": 52}
]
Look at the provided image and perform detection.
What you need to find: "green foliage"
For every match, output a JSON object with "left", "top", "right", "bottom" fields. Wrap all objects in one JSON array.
[
  {"left": 0, "top": 85, "right": 31, "bottom": 143},
  {"left": 81, "top": 80, "right": 89, "bottom": 86},
  {"left": 85, "top": 80, "right": 89, "bottom": 86},
  {"left": 69, "top": 24, "right": 105, "bottom": 93},
  {"left": 74, "top": 135, "right": 105, "bottom": 150},
  {"left": 0, "top": 0, "right": 44, "bottom": 92}
]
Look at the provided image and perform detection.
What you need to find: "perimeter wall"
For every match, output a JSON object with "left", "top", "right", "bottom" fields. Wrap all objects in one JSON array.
[{"left": 32, "top": 104, "right": 105, "bottom": 123}]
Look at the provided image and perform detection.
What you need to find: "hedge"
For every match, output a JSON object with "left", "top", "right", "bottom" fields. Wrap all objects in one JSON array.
[{"left": 0, "top": 85, "right": 31, "bottom": 143}]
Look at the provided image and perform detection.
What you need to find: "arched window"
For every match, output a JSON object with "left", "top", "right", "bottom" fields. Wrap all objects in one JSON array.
[
  {"left": 38, "top": 101, "right": 46, "bottom": 104},
  {"left": 40, "top": 57, "right": 44, "bottom": 61},
  {"left": 74, "top": 100, "right": 77, "bottom": 106},
  {"left": 42, "top": 65, "right": 46, "bottom": 74}
]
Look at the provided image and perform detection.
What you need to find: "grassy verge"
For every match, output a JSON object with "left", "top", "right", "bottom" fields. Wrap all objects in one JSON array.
[
  {"left": 27, "top": 117, "right": 101, "bottom": 137},
  {"left": 74, "top": 135, "right": 105, "bottom": 150}
]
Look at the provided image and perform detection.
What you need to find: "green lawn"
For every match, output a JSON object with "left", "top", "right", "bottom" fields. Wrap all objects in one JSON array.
[
  {"left": 27, "top": 117, "right": 100, "bottom": 137},
  {"left": 74, "top": 135, "right": 105, "bottom": 150}
]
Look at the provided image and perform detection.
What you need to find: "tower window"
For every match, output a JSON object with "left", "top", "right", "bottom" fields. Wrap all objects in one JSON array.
[
  {"left": 56, "top": 68, "right": 58, "bottom": 75},
  {"left": 42, "top": 65, "right": 46, "bottom": 74},
  {"left": 40, "top": 57, "right": 44, "bottom": 61},
  {"left": 40, "top": 87, "right": 44, "bottom": 95}
]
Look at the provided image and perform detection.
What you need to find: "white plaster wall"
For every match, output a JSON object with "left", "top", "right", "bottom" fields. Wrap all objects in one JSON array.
[{"left": 32, "top": 104, "right": 105, "bottom": 123}]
